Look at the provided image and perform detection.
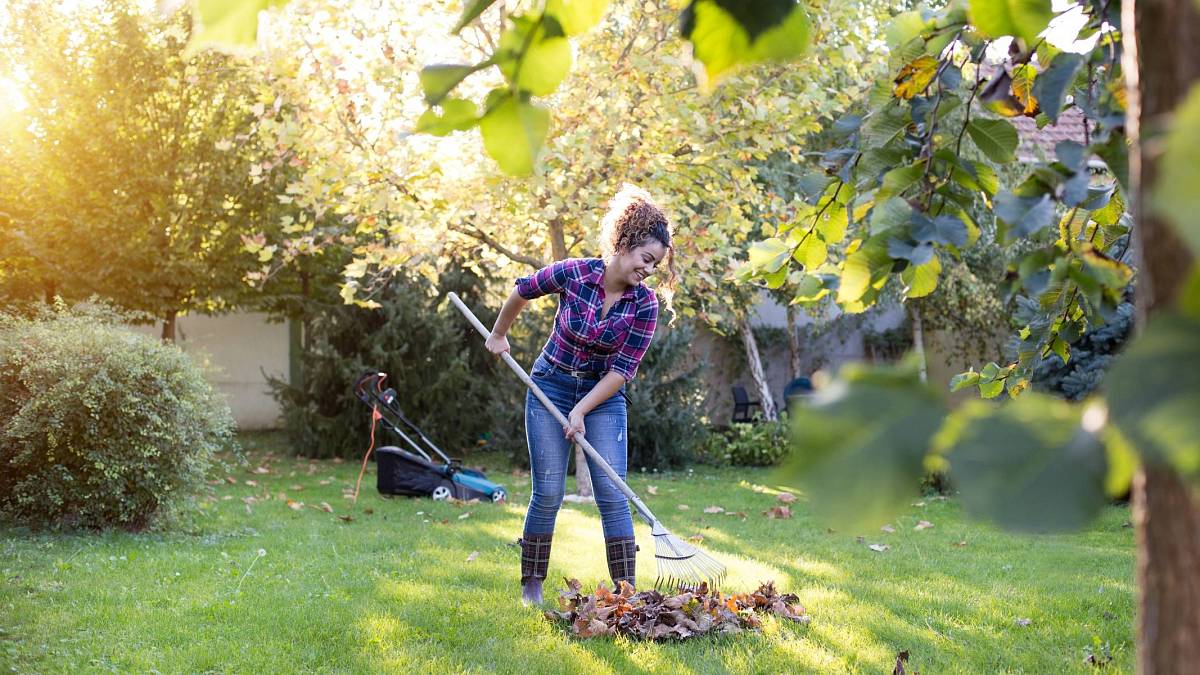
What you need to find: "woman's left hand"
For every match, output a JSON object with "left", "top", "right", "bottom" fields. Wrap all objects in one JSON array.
[{"left": 564, "top": 407, "right": 586, "bottom": 441}]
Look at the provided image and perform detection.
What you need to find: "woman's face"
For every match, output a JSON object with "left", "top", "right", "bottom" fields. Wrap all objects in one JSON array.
[{"left": 612, "top": 239, "right": 667, "bottom": 287}]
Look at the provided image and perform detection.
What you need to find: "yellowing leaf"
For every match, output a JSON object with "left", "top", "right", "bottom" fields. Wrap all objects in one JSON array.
[
  {"left": 1011, "top": 64, "right": 1039, "bottom": 115},
  {"left": 893, "top": 56, "right": 938, "bottom": 99}
]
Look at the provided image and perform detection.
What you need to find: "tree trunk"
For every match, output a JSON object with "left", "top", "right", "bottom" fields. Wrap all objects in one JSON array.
[
  {"left": 738, "top": 313, "right": 777, "bottom": 421},
  {"left": 786, "top": 303, "right": 802, "bottom": 380},
  {"left": 1123, "top": 0, "right": 1200, "bottom": 670},
  {"left": 161, "top": 309, "right": 177, "bottom": 343},
  {"left": 549, "top": 216, "right": 594, "bottom": 499},
  {"left": 910, "top": 304, "right": 928, "bottom": 383}
]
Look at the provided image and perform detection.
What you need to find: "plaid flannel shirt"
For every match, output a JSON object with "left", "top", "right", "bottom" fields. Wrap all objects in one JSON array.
[{"left": 515, "top": 258, "right": 659, "bottom": 381}]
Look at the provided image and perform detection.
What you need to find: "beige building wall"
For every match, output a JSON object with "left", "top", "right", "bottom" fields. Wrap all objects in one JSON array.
[
  {"left": 131, "top": 313, "right": 289, "bottom": 430},
  {"left": 687, "top": 291, "right": 906, "bottom": 425}
]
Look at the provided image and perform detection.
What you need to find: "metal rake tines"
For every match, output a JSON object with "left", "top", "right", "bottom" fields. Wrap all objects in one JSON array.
[{"left": 652, "top": 532, "right": 726, "bottom": 592}]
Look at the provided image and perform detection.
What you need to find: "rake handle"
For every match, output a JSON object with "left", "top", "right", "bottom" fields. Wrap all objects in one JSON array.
[{"left": 447, "top": 292, "right": 660, "bottom": 527}]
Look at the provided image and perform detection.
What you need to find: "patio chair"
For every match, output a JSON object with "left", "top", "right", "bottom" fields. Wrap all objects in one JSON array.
[{"left": 730, "top": 385, "right": 761, "bottom": 423}]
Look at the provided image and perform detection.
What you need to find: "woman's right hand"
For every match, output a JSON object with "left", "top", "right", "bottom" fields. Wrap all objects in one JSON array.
[{"left": 485, "top": 331, "right": 510, "bottom": 356}]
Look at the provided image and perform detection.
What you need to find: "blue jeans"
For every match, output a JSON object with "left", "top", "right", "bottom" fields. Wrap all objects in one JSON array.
[{"left": 523, "top": 353, "right": 634, "bottom": 539}]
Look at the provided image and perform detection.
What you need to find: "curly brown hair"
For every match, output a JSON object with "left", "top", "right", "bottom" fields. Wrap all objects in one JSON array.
[{"left": 599, "top": 183, "right": 677, "bottom": 318}]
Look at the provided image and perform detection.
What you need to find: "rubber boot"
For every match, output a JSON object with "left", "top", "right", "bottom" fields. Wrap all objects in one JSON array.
[
  {"left": 605, "top": 536, "right": 638, "bottom": 592},
  {"left": 519, "top": 534, "right": 552, "bottom": 606}
]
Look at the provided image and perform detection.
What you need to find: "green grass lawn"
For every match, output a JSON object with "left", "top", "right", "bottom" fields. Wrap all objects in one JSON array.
[{"left": 2, "top": 432, "right": 1134, "bottom": 673}]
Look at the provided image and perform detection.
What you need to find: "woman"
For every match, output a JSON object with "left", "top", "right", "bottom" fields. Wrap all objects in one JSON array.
[{"left": 484, "top": 184, "right": 677, "bottom": 605}]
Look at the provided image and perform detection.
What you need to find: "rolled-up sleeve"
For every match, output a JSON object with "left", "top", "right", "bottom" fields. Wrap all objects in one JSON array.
[
  {"left": 610, "top": 293, "right": 659, "bottom": 381},
  {"left": 515, "top": 259, "right": 583, "bottom": 300}
]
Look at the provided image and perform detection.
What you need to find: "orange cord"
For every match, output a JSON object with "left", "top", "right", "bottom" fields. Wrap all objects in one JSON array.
[{"left": 352, "top": 404, "right": 381, "bottom": 504}]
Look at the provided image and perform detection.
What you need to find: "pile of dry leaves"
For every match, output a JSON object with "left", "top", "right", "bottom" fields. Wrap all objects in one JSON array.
[{"left": 545, "top": 579, "right": 809, "bottom": 640}]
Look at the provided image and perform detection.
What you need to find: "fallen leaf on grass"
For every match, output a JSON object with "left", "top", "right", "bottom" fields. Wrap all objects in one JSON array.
[
  {"left": 363, "top": 508, "right": 374, "bottom": 516},
  {"left": 881, "top": 524, "right": 896, "bottom": 533},
  {"left": 319, "top": 479, "right": 332, "bottom": 486},
  {"left": 225, "top": 476, "right": 238, "bottom": 484},
  {"left": 242, "top": 496, "right": 258, "bottom": 505},
  {"left": 703, "top": 506, "right": 724, "bottom": 514},
  {"left": 253, "top": 466, "right": 270, "bottom": 475},
  {"left": 286, "top": 499, "right": 303, "bottom": 511},
  {"left": 338, "top": 515, "right": 353, "bottom": 523},
  {"left": 546, "top": 579, "right": 807, "bottom": 641},
  {"left": 914, "top": 520, "right": 934, "bottom": 531},
  {"left": 911, "top": 500, "right": 926, "bottom": 507},
  {"left": 763, "top": 506, "right": 792, "bottom": 519},
  {"left": 952, "top": 540, "right": 968, "bottom": 547},
  {"left": 316, "top": 501, "right": 334, "bottom": 513},
  {"left": 725, "top": 511, "right": 748, "bottom": 520},
  {"left": 688, "top": 534, "right": 704, "bottom": 543},
  {"left": 466, "top": 551, "right": 479, "bottom": 563},
  {"left": 647, "top": 486, "right": 658, "bottom": 495},
  {"left": 458, "top": 512, "right": 471, "bottom": 520},
  {"left": 677, "top": 504, "right": 690, "bottom": 511},
  {"left": 289, "top": 484, "right": 304, "bottom": 491},
  {"left": 868, "top": 543, "right": 890, "bottom": 552},
  {"left": 777, "top": 492, "right": 797, "bottom": 504},
  {"left": 244, "top": 480, "right": 258, "bottom": 487},
  {"left": 1015, "top": 617, "right": 1032, "bottom": 626}
]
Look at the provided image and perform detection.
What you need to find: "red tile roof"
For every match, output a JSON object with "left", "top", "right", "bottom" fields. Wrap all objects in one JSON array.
[{"left": 1010, "top": 107, "right": 1090, "bottom": 162}]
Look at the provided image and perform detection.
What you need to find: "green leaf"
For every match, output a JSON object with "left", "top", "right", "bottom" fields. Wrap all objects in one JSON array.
[
  {"left": 869, "top": 197, "right": 912, "bottom": 235},
  {"left": 420, "top": 64, "right": 479, "bottom": 105},
  {"left": 901, "top": 252, "right": 941, "bottom": 298},
  {"left": 748, "top": 237, "right": 792, "bottom": 274},
  {"left": 792, "top": 274, "right": 830, "bottom": 304},
  {"left": 1107, "top": 312, "right": 1200, "bottom": 487},
  {"left": 1103, "top": 425, "right": 1139, "bottom": 498},
  {"left": 884, "top": 10, "right": 930, "bottom": 49},
  {"left": 791, "top": 233, "right": 827, "bottom": 270},
  {"left": 190, "top": 0, "right": 289, "bottom": 51},
  {"left": 966, "top": 118, "right": 1019, "bottom": 164},
  {"left": 968, "top": 0, "right": 1055, "bottom": 46},
  {"left": 950, "top": 370, "right": 981, "bottom": 392},
  {"left": 681, "top": 0, "right": 811, "bottom": 87},
  {"left": 498, "top": 17, "right": 573, "bottom": 96},
  {"left": 995, "top": 192, "right": 1055, "bottom": 241},
  {"left": 838, "top": 234, "right": 892, "bottom": 304},
  {"left": 1152, "top": 83, "right": 1200, "bottom": 255},
  {"left": 911, "top": 212, "right": 969, "bottom": 248},
  {"left": 546, "top": 0, "right": 609, "bottom": 36},
  {"left": 780, "top": 355, "right": 946, "bottom": 529},
  {"left": 415, "top": 98, "right": 478, "bottom": 136},
  {"left": 478, "top": 95, "right": 550, "bottom": 175},
  {"left": 1032, "top": 53, "right": 1084, "bottom": 123},
  {"left": 877, "top": 163, "right": 924, "bottom": 202},
  {"left": 938, "top": 393, "right": 1108, "bottom": 532},
  {"left": 453, "top": 0, "right": 500, "bottom": 33},
  {"left": 978, "top": 378, "right": 1006, "bottom": 398},
  {"left": 815, "top": 204, "right": 849, "bottom": 244}
]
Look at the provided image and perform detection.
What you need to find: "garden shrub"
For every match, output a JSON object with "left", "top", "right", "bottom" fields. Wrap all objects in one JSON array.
[
  {"left": 698, "top": 415, "right": 791, "bottom": 467},
  {"left": 271, "top": 266, "right": 502, "bottom": 459},
  {"left": 0, "top": 304, "right": 236, "bottom": 530},
  {"left": 625, "top": 321, "right": 710, "bottom": 470},
  {"left": 1032, "top": 300, "right": 1134, "bottom": 401}
]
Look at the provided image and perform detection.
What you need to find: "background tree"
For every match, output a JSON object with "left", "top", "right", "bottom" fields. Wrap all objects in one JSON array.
[{"left": 0, "top": 1, "right": 284, "bottom": 338}]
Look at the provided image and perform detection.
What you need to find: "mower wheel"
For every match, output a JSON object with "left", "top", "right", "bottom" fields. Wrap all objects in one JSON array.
[
  {"left": 491, "top": 490, "right": 506, "bottom": 503},
  {"left": 431, "top": 484, "right": 453, "bottom": 501}
]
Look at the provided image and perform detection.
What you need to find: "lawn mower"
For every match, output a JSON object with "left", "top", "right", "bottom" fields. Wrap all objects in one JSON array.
[{"left": 353, "top": 371, "right": 507, "bottom": 503}]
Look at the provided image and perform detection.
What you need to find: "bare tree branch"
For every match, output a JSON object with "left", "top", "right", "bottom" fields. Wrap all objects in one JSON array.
[{"left": 453, "top": 223, "right": 544, "bottom": 269}]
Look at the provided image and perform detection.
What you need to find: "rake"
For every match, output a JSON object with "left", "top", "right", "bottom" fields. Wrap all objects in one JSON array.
[{"left": 448, "top": 292, "right": 726, "bottom": 591}]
